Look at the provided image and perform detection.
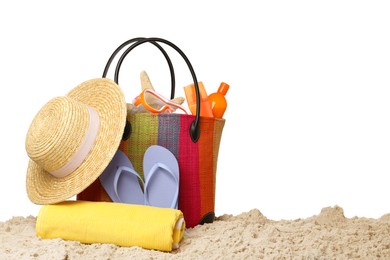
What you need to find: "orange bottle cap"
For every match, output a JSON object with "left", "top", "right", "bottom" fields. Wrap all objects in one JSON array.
[{"left": 218, "top": 82, "right": 230, "bottom": 96}]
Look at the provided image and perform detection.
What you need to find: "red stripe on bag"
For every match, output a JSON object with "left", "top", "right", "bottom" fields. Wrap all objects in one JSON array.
[{"left": 178, "top": 116, "right": 201, "bottom": 227}]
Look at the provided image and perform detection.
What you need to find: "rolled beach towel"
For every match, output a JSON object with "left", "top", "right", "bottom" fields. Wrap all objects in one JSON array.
[{"left": 36, "top": 201, "right": 185, "bottom": 251}]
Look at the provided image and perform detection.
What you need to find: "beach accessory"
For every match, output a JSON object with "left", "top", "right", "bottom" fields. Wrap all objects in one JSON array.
[
  {"left": 99, "top": 147, "right": 179, "bottom": 209},
  {"left": 99, "top": 150, "right": 144, "bottom": 205},
  {"left": 25, "top": 78, "right": 127, "bottom": 205},
  {"left": 36, "top": 201, "right": 185, "bottom": 251},
  {"left": 78, "top": 37, "right": 225, "bottom": 228},
  {"left": 143, "top": 145, "right": 180, "bottom": 209},
  {"left": 208, "top": 82, "right": 230, "bottom": 118},
  {"left": 140, "top": 71, "right": 185, "bottom": 106},
  {"left": 184, "top": 81, "right": 214, "bottom": 117},
  {"left": 133, "top": 88, "right": 189, "bottom": 114}
]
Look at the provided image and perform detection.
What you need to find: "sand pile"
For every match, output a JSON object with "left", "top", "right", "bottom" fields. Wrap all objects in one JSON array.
[{"left": 1, "top": 205, "right": 390, "bottom": 259}]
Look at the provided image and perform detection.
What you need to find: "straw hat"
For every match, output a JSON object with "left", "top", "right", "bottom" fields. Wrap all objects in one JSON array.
[{"left": 25, "top": 78, "right": 127, "bottom": 205}]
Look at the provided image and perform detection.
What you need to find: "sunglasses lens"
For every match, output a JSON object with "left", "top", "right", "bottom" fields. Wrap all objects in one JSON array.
[
  {"left": 143, "top": 91, "right": 166, "bottom": 110},
  {"left": 135, "top": 90, "right": 187, "bottom": 114},
  {"left": 143, "top": 91, "right": 174, "bottom": 113}
]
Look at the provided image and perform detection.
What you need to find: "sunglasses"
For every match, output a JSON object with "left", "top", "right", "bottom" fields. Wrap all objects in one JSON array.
[{"left": 133, "top": 89, "right": 189, "bottom": 115}]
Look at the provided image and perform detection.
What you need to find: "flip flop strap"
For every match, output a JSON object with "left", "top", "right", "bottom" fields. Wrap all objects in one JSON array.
[
  {"left": 114, "top": 166, "right": 145, "bottom": 203},
  {"left": 144, "top": 162, "right": 179, "bottom": 209}
]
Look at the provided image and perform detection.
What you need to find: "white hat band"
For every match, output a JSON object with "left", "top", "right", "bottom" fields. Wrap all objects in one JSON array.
[{"left": 50, "top": 106, "right": 100, "bottom": 178}]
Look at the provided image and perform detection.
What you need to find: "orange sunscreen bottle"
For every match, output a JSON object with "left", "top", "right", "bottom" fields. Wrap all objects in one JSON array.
[
  {"left": 184, "top": 82, "right": 214, "bottom": 117},
  {"left": 208, "top": 82, "right": 229, "bottom": 118}
]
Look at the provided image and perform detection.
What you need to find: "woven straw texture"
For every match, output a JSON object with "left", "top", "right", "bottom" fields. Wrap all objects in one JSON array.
[
  {"left": 26, "top": 78, "right": 127, "bottom": 205},
  {"left": 79, "top": 112, "right": 225, "bottom": 228}
]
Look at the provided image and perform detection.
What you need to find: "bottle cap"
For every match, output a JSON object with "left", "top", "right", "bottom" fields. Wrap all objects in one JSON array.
[{"left": 218, "top": 82, "right": 230, "bottom": 96}]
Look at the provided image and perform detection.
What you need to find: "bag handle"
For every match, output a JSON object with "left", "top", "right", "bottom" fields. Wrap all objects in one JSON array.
[
  {"left": 102, "top": 37, "right": 176, "bottom": 100},
  {"left": 114, "top": 37, "right": 201, "bottom": 143}
]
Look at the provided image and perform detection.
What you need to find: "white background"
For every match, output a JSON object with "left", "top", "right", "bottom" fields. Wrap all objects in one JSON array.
[{"left": 0, "top": 1, "right": 389, "bottom": 222}]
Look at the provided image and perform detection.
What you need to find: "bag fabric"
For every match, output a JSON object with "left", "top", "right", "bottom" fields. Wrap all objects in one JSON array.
[{"left": 77, "top": 38, "right": 225, "bottom": 227}]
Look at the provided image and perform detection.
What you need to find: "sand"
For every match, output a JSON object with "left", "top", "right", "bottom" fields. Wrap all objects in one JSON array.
[{"left": 1, "top": 205, "right": 390, "bottom": 259}]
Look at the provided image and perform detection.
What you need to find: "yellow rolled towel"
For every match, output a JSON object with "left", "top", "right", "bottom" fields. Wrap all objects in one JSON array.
[{"left": 36, "top": 201, "right": 185, "bottom": 251}]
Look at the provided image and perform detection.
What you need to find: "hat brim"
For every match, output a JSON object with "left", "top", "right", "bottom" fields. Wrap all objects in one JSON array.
[{"left": 26, "top": 78, "right": 127, "bottom": 205}]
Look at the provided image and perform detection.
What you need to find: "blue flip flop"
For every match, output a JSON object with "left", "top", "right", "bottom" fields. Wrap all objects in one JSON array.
[
  {"left": 143, "top": 145, "right": 180, "bottom": 209},
  {"left": 99, "top": 150, "right": 144, "bottom": 205}
]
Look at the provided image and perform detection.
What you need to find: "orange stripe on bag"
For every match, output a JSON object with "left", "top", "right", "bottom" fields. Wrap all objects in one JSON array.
[{"left": 198, "top": 117, "right": 216, "bottom": 217}]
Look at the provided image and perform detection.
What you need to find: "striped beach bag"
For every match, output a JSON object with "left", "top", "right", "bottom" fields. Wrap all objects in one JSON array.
[{"left": 78, "top": 37, "right": 225, "bottom": 227}]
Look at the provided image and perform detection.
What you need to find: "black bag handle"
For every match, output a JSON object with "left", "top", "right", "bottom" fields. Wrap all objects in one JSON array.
[
  {"left": 114, "top": 37, "right": 201, "bottom": 143},
  {"left": 102, "top": 37, "right": 176, "bottom": 100}
]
